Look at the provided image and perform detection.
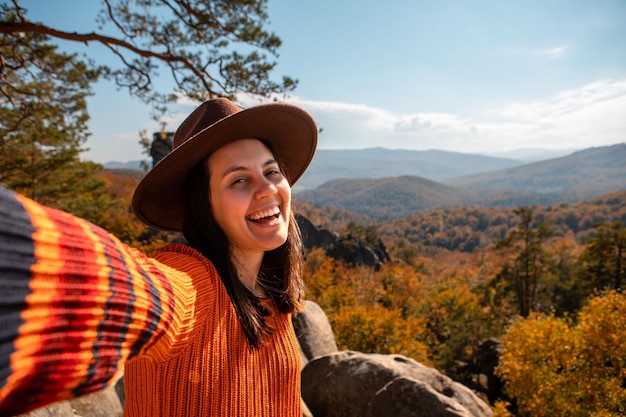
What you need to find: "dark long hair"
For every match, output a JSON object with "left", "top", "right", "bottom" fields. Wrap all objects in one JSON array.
[{"left": 181, "top": 145, "right": 305, "bottom": 348}]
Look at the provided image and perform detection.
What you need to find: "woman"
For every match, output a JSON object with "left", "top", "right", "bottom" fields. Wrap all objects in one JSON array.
[{"left": 0, "top": 98, "right": 318, "bottom": 416}]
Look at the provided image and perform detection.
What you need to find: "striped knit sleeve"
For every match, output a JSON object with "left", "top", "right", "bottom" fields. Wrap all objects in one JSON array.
[{"left": 0, "top": 185, "right": 180, "bottom": 415}]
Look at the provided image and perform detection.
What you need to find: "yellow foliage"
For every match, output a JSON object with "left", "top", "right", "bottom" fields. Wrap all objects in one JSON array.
[
  {"left": 304, "top": 251, "right": 432, "bottom": 364},
  {"left": 497, "top": 290, "right": 626, "bottom": 416},
  {"left": 304, "top": 251, "right": 496, "bottom": 370},
  {"left": 492, "top": 401, "right": 514, "bottom": 417},
  {"left": 332, "top": 305, "right": 431, "bottom": 365},
  {"left": 304, "top": 249, "right": 356, "bottom": 314}
]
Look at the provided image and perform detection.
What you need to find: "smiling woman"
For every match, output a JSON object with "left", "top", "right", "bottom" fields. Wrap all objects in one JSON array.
[{"left": 0, "top": 98, "right": 318, "bottom": 416}]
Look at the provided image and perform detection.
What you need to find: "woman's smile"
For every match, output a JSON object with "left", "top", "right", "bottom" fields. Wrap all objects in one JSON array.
[{"left": 247, "top": 206, "right": 281, "bottom": 223}]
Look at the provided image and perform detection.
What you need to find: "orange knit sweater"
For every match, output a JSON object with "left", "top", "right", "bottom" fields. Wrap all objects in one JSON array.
[{"left": 0, "top": 186, "right": 302, "bottom": 417}]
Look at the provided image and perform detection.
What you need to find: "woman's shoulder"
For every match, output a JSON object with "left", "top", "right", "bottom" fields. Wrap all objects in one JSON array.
[
  {"left": 151, "top": 243, "right": 216, "bottom": 274},
  {"left": 149, "top": 243, "right": 222, "bottom": 307}
]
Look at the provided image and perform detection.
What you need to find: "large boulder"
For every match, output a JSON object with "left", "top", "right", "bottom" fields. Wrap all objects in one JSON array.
[
  {"left": 293, "top": 300, "right": 338, "bottom": 367},
  {"left": 302, "top": 351, "right": 493, "bottom": 417},
  {"left": 366, "top": 377, "right": 476, "bottom": 417}
]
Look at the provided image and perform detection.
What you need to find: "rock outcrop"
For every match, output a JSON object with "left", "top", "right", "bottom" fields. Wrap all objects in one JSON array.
[
  {"left": 301, "top": 351, "right": 493, "bottom": 417},
  {"left": 297, "top": 214, "right": 390, "bottom": 269}
]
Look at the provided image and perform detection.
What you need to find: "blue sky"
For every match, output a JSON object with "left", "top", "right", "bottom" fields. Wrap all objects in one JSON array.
[{"left": 20, "top": 0, "right": 626, "bottom": 163}]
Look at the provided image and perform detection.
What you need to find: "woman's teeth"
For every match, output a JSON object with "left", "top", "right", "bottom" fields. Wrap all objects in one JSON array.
[{"left": 248, "top": 208, "right": 280, "bottom": 222}]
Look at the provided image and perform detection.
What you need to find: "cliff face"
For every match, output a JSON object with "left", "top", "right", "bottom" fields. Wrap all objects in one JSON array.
[{"left": 297, "top": 214, "right": 390, "bottom": 270}]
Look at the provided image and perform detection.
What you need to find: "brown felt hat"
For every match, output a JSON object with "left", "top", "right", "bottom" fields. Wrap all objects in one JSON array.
[{"left": 132, "top": 97, "right": 318, "bottom": 231}]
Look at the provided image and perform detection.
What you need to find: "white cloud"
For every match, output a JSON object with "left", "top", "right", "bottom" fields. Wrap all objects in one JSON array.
[
  {"left": 543, "top": 46, "right": 568, "bottom": 59},
  {"left": 279, "top": 79, "right": 626, "bottom": 154},
  {"left": 87, "top": 79, "right": 625, "bottom": 163},
  {"left": 502, "top": 44, "right": 571, "bottom": 60}
]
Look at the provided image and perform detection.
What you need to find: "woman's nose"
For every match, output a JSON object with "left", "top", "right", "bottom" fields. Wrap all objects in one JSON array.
[{"left": 254, "top": 177, "right": 277, "bottom": 199}]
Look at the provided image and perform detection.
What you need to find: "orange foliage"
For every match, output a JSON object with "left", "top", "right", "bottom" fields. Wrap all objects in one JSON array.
[
  {"left": 497, "top": 290, "right": 626, "bottom": 416},
  {"left": 304, "top": 248, "right": 498, "bottom": 372},
  {"left": 333, "top": 305, "right": 430, "bottom": 364}
]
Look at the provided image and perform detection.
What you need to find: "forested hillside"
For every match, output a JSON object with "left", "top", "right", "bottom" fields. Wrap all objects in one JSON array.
[
  {"left": 378, "top": 190, "right": 626, "bottom": 253},
  {"left": 444, "top": 143, "right": 626, "bottom": 204},
  {"left": 295, "top": 143, "right": 626, "bottom": 219},
  {"left": 300, "top": 193, "right": 626, "bottom": 415},
  {"left": 295, "top": 147, "right": 522, "bottom": 190},
  {"left": 296, "top": 176, "right": 472, "bottom": 219}
]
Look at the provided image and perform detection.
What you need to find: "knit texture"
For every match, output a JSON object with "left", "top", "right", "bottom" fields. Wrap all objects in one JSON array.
[{"left": 0, "top": 186, "right": 302, "bottom": 417}]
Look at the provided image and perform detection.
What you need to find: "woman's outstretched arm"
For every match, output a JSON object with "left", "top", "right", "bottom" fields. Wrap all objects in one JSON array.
[{"left": 0, "top": 185, "right": 183, "bottom": 415}]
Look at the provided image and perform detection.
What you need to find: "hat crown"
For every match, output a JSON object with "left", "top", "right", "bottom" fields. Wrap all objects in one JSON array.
[{"left": 173, "top": 98, "right": 241, "bottom": 150}]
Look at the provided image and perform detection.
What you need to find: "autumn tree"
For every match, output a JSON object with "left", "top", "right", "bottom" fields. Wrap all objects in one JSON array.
[
  {"left": 95, "top": 170, "right": 178, "bottom": 253},
  {"left": 492, "top": 207, "right": 553, "bottom": 317},
  {"left": 304, "top": 250, "right": 431, "bottom": 364},
  {"left": 0, "top": 0, "right": 297, "bottom": 117},
  {"left": 496, "top": 290, "right": 626, "bottom": 416},
  {"left": 579, "top": 221, "right": 625, "bottom": 292},
  {"left": 0, "top": 22, "right": 112, "bottom": 220}
]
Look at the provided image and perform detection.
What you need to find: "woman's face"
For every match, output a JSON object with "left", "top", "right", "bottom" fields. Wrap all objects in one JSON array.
[{"left": 208, "top": 138, "right": 291, "bottom": 258}]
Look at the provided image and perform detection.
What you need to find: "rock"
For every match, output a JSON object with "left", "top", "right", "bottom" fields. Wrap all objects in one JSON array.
[
  {"left": 16, "top": 385, "right": 123, "bottom": 417},
  {"left": 301, "top": 351, "right": 493, "bottom": 417},
  {"left": 293, "top": 300, "right": 338, "bottom": 365},
  {"left": 69, "top": 386, "right": 123, "bottom": 417},
  {"left": 297, "top": 214, "right": 337, "bottom": 249},
  {"left": 366, "top": 377, "right": 475, "bottom": 417},
  {"left": 114, "top": 376, "right": 125, "bottom": 408},
  {"left": 15, "top": 401, "right": 74, "bottom": 417},
  {"left": 297, "top": 214, "right": 390, "bottom": 269},
  {"left": 456, "top": 337, "right": 503, "bottom": 403},
  {"left": 328, "top": 238, "right": 388, "bottom": 270},
  {"left": 293, "top": 299, "right": 338, "bottom": 416},
  {"left": 473, "top": 338, "right": 503, "bottom": 403}
]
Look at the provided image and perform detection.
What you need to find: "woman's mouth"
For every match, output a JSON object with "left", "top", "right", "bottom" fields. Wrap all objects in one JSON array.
[{"left": 247, "top": 207, "right": 280, "bottom": 223}]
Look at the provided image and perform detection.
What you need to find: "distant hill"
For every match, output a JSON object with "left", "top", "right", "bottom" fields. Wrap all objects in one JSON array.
[
  {"left": 103, "top": 144, "right": 625, "bottom": 220},
  {"left": 480, "top": 148, "right": 578, "bottom": 163},
  {"left": 104, "top": 168, "right": 147, "bottom": 181},
  {"left": 104, "top": 160, "right": 146, "bottom": 170},
  {"left": 103, "top": 147, "right": 579, "bottom": 191},
  {"left": 295, "top": 143, "right": 626, "bottom": 219},
  {"left": 444, "top": 143, "right": 626, "bottom": 205},
  {"left": 295, "top": 176, "right": 472, "bottom": 220},
  {"left": 295, "top": 148, "right": 522, "bottom": 190}
]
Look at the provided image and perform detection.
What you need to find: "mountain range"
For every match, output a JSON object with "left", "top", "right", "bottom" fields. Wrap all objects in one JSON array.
[
  {"left": 103, "top": 143, "right": 625, "bottom": 221},
  {"left": 294, "top": 143, "right": 626, "bottom": 220},
  {"left": 293, "top": 147, "right": 581, "bottom": 190},
  {"left": 103, "top": 147, "right": 576, "bottom": 189}
]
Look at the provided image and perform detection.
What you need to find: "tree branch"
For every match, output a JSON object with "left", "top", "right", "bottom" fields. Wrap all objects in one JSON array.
[{"left": 0, "top": 21, "right": 213, "bottom": 92}]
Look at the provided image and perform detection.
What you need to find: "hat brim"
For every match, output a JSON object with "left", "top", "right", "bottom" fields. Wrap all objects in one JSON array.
[{"left": 132, "top": 103, "right": 317, "bottom": 231}]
